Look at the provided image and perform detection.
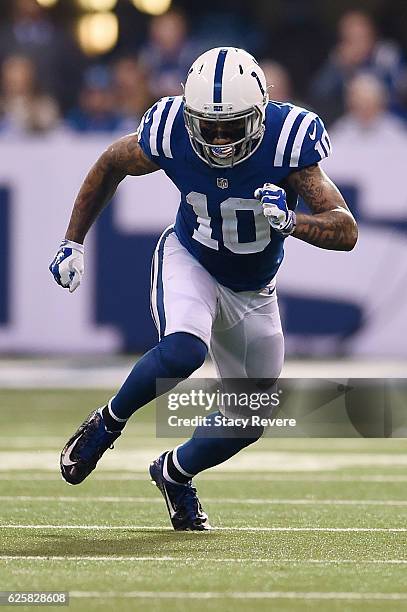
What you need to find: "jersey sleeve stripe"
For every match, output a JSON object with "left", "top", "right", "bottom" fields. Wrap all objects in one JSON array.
[
  {"left": 322, "top": 129, "right": 332, "bottom": 153},
  {"left": 136, "top": 114, "right": 146, "bottom": 139},
  {"left": 274, "top": 107, "right": 304, "bottom": 167},
  {"left": 314, "top": 140, "right": 327, "bottom": 160},
  {"left": 149, "top": 97, "right": 171, "bottom": 156},
  {"left": 289, "top": 112, "right": 317, "bottom": 167},
  {"left": 162, "top": 97, "right": 183, "bottom": 158},
  {"left": 320, "top": 139, "right": 329, "bottom": 158}
]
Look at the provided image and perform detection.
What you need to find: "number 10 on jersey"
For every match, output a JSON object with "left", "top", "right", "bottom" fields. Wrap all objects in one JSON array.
[{"left": 186, "top": 191, "right": 272, "bottom": 255}]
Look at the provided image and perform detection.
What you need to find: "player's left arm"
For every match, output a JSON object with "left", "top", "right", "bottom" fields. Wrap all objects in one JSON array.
[{"left": 287, "top": 163, "right": 358, "bottom": 251}]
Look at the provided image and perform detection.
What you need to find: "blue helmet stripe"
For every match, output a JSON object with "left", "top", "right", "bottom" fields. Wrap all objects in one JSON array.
[
  {"left": 213, "top": 49, "right": 228, "bottom": 103},
  {"left": 251, "top": 71, "right": 265, "bottom": 95}
]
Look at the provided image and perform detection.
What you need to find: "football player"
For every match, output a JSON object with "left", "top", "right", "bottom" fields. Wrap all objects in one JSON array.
[{"left": 50, "top": 48, "right": 357, "bottom": 531}]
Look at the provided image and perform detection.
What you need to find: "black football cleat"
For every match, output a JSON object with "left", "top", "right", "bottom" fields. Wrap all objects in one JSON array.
[
  {"left": 149, "top": 452, "right": 211, "bottom": 531},
  {"left": 60, "top": 409, "right": 121, "bottom": 485}
]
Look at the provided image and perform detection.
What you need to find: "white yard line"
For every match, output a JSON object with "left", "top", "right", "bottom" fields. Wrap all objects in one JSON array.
[
  {"left": 2, "top": 450, "right": 407, "bottom": 472},
  {"left": 69, "top": 590, "right": 407, "bottom": 601},
  {"left": 1, "top": 556, "right": 407, "bottom": 564},
  {"left": 1, "top": 495, "right": 407, "bottom": 507},
  {"left": 1, "top": 524, "right": 406, "bottom": 532},
  {"left": 1, "top": 473, "right": 407, "bottom": 482},
  {"left": 1, "top": 437, "right": 401, "bottom": 451}
]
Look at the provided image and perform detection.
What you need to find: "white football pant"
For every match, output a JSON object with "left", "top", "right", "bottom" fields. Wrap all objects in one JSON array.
[{"left": 151, "top": 227, "right": 284, "bottom": 380}]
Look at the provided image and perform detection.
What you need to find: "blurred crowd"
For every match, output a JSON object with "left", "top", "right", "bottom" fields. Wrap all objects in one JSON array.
[{"left": 0, "top": 0, "right": 407, "bottom": 138}]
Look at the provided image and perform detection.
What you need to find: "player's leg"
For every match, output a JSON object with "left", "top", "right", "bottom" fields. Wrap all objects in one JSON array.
[
  {"left": 145, "top": 230, "right": 222, "bottom": 530},
  {"left": 61, "top": 228, "right": 217, "bottom": 486},
  {"left": 163, "top": 284, "right": 284, "bottom": 484},
  {"left": 103, "top": 228, "right": 217, "bottom": 429}
]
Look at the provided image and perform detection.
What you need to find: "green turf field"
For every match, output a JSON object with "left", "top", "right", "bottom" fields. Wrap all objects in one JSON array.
[{"left": 1, "top": 389, "right": 407, "bottom": 611}]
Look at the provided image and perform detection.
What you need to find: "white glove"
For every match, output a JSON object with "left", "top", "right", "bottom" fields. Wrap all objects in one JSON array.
[
  {"left": 49, "top": 239, "right": 84, "bottom": 293},
  {"left": 254, "top": 183, "right": 296, "bottom": 236}
]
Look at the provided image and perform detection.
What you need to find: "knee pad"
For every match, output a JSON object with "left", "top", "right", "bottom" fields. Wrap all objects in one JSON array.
[{"left": 157, "top": 332, "right": 207, "bottom": 379}]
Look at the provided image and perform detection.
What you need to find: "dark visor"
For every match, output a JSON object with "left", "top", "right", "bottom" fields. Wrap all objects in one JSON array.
[{"left": 199, "top": 118, "right": 246, "bottom": 145}]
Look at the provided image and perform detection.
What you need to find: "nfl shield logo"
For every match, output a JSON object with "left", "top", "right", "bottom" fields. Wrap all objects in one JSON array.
[{"left": 217, "top": 178, "right": 228, "bottom": 189}]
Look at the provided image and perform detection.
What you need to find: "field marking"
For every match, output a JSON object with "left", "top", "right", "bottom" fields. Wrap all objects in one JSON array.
[
  {"left": 1, "top": 473, "right": 407, "bottom": 483},
  {"left": 1, "top": 357, "right": 407, "bottom": 387},
  {"left": 2, "top": 524, "right": 407, "bottom": 533},
  {"left": 2, "top": 555, "right": 407, "bottom": 565},
  {"left": 1, "top": 495, "right": 407, "bottom": 507},
  {"left": 2, "top": 450, "right": 407, "bottom": 472},
  {"left": 69, "top": 590, "right": 407, "bottom": 601},
  {"left": 2, "top": 436, "right": 404, "bottom": 451}
]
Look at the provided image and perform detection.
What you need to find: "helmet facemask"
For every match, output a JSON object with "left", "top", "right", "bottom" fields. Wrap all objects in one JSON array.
[{"left": 184, "top": 104, "right": 265, "bottom": 168}]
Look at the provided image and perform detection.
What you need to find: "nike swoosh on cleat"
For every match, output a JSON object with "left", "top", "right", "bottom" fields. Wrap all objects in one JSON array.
[
  {"left": 61, "top": 436, "right": 81, "bottom": 467},
  {"left": 162, "top": 482, "right": 176, "bottom": 518},
  {"left": 309, "top": 123, "right": 317, "bottom": 140}
]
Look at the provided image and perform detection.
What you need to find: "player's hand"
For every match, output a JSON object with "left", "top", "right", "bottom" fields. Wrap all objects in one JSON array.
[
  {"left": 254, "top": 183, "right": 296, "bottom": 236},
  {"left": 49, "top": 239, "right": 84, "bottom": 293}
]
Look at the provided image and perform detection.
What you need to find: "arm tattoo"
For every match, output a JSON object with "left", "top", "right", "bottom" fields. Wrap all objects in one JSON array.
[
  {"left": 65, "top": 134, "right": 159, "bottom": 243},
  {"left": 287, "top": 164, "right": 358, "bottom": 251}
]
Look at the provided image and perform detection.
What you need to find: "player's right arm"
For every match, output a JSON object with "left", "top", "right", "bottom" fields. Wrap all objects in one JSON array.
[
  {"left": 66, "top": 134, "right": 159, "bottom": 244},
  {"left": 49, "top": 134, "right": 159, "bottom": 291}
]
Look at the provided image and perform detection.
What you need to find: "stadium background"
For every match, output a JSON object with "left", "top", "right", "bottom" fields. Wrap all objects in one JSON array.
[
  {"left": 1, "top": 2, "right": 407, "bottom": 609},
  {"left": 0, "top": 0, "right": 407, "bottom": 359}
]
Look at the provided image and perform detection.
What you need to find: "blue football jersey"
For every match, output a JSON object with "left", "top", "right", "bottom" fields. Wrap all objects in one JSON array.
[{"left": 137, "top": 96, "right": 331, "bottom": 291}]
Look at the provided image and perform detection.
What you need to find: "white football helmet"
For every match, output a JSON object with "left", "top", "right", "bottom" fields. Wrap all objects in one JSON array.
[{"left": 183, "top": 47, "right": 269, "bottom": 168}]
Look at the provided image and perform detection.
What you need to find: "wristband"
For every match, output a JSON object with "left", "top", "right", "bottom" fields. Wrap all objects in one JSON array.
[
  {"left": 279, "top": 211, "right": 296, "bottom": 237},
  {"left": 60, "top": 239, "right": 84, "bottom": 253}
]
